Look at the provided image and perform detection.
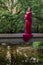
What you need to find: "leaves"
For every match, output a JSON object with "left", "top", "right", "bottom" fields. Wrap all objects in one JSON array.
[
  {"left": 33, "top": 42, "right": 43, "bottom": 49},
  {"left": 0, "top": 0, "right": 43, "bottom": 33}
]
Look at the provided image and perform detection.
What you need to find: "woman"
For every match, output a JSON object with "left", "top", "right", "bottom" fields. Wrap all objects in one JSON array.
[{"left": 23, "top": 7, "right": 33, "bottom": 42}]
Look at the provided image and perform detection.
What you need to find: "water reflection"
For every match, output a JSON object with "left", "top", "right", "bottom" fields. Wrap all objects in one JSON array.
[{"left": 0, "top": 43, "right": 43, "bottom": 65}]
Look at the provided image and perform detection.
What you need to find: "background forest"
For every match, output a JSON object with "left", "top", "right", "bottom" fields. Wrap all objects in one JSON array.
[{"left": 0, "top": 0, "right": 43, "bottom": 33}]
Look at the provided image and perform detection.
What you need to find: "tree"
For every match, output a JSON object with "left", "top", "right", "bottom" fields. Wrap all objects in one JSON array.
[{"left": 0, "top": 0, "right": 43, "bottom": 33}]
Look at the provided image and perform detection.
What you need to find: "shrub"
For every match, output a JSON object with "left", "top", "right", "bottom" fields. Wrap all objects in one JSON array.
[{"left": 32, "top": 42, "right": 43, "bottom": 49}]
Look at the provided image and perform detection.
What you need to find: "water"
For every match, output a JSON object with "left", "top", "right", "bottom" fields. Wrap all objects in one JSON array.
[{"left": 0, "top": 44, "right": 43, "bottom": 65}]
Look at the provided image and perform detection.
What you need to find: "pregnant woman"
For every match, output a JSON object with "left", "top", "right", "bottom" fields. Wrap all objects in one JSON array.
[{"left": 23, "top": 7, "right": 33, "bottom": 42}]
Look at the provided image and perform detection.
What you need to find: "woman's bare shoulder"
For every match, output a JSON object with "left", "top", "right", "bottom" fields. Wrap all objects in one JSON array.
[{"left": 26, "top": 11, "right": 31, "bottom": 15}]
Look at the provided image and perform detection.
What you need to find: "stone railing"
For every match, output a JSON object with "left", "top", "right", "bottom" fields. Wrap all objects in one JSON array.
[{"left": 0, "top": 33, "right": 43, "bottom": 45}]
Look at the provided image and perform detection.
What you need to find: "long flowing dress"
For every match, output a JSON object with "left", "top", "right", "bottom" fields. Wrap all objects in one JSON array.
[{"left": 23, "top": 11, "right": 33, "bottom": 42}]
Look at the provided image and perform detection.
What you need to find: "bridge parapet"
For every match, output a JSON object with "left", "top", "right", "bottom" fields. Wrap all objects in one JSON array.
[{"left": 0, "top": 33, "right": 43, "bottom": 45}]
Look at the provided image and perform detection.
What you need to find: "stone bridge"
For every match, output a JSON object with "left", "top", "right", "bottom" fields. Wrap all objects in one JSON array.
[{"left": 0, "top": 33, "right": 43, "bottom": 45}]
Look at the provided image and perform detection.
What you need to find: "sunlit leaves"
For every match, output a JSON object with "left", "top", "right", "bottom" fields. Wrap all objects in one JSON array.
[{"left": 0, "top": 0, "right": 43, "bottom": 33}]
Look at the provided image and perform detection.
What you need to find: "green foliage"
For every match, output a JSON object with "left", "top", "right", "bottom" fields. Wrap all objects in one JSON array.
[
  {"left": 0, "top": 45, "right": 43, "bottom": 65},
  {"left": 33, "top": 42, "right": 43, "bottom": 49},
  {"left": 0, "top": 56, "right": 9, "bottom": 65},
  {"left": 33, "top": 42, "right": 43, "bottom": 63},
  {"left": 0, "top": 0, "right": 43, "bottom": 33},
  {"left": 11, "top": 46, "right": 38, "bottom": 65},
  {"left": 0, "top": 11, "right": 12, "bottom": 33},
  {"left": 0, "top": 45, "right": 9, "bottom": 65}
]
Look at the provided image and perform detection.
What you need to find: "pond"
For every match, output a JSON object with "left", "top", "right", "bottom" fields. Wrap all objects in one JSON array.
[{"left": 0, "top": 42, "right": 43, "bottom": 65}]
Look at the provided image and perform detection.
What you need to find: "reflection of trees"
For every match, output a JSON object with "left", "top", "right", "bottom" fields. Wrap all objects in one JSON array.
[{"left": 0, "top": 45, "right": 43, "bottom": 64}]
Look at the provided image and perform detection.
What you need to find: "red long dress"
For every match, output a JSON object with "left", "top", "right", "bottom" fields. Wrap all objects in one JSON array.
[{"left": 23, "top": 11, "right": 33, "bottom": 42}]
